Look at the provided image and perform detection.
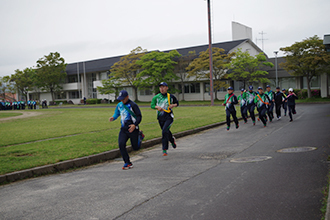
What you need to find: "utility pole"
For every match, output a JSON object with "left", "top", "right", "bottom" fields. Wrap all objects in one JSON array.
[
  {"left": 207, "top": 0, "right": 214, "bottom": 106},
  {"left": 274, "top": 51, "right": 278, "bottom": 87}
]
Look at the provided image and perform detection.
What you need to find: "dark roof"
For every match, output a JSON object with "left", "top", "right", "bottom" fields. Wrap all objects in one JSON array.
[
  {"left": 163, "top": 39, "right": 247, "bottom": 56},
  {"left": 66, "top": 39, "right": 250, "bottom": 75},
  {"left": 264, "top": 57, "right": 292, "bottom": 78}
]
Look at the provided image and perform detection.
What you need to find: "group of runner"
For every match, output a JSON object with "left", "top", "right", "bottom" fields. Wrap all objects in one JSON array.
[
  {"left": 223, "top": 85, "right": 298, "bottom": 130},
  {"left": 1, "top": 100, "right": 27, "bottom": 110},
  {"left": 109, "top": 83, "right": 298, "bottom": 170},
  {"left": 0, "top": 100, "right": 48, "bottom": 110}
]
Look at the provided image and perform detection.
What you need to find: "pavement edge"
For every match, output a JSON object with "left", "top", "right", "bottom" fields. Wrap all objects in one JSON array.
[{"left": 0, "top": 120, "right": 229, "bottom": 185}]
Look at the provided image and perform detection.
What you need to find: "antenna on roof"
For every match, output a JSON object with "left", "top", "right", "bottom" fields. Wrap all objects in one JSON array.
[{"left": 257, "top": 31, "right": 268, "bottom": 51}]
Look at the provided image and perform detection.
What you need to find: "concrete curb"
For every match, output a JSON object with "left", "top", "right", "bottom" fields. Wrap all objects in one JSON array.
[
  {"left": 325, "top": 186, "right": 330, "bottom": 220},
  {"left": 0, "top": 119, "right": 235, "bottom": 185}
]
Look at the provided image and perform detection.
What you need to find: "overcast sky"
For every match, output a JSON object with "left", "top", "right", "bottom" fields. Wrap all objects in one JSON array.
[{"left": 0, "top": 0, "right": 329, "bottom": 77}]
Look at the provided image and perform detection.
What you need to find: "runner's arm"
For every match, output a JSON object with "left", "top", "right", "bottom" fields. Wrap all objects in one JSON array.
[
  {"left": 150, "top": 95, "right": 157, "bottom": 110},
  {"left": 131, "top": 103, "right": 142, "bottom": 126},
  {"left": 112, "top": 104, "right": 120, "bottom": 120},
  {"left": 232, "top": 95, "right": 238, "bottom": 105},
  {"left": 170, "top": 94, "right": 179, "bottom": 107}
]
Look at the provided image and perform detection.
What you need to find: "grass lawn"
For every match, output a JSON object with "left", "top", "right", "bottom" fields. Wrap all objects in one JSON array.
[
  {"left": 0, "top": 112, "right": 23, "bottom": 118},
  {"left": 296, "top": 97, "right": 330, "bottom": 103},
  {"left": 0, "top": 106, "right": 227, "bottom": 174}
]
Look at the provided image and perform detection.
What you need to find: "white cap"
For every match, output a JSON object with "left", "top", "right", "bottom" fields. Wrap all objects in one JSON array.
[{"left": 288, "top": 88, "right": 293, "bottom": 92}]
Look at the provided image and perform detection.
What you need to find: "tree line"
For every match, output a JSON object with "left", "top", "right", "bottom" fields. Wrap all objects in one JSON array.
[
  {"left": 2, "top": 35, "right": 329, "bottom": 102},
  {"left": 0, "top": 52, "right": 67, "bottom": 102}
]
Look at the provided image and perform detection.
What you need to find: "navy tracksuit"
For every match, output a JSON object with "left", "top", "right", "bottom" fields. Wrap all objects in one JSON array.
[
  {"left": 112, "top": 99, "right": 142, "bottom": 164},
  {"left": 274, "top": 91, "right": 285, "bottom": 118},
  {"left": 286, "top": 93, "right": 298, "bottom": 120}
]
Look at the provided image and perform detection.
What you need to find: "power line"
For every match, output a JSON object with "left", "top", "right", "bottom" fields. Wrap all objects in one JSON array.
[{"left": 257, "top": 31, "right": 268, "bottom": 51}]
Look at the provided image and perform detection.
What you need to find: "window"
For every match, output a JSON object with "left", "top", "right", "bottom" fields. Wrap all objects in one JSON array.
[
  {"left": 303, "top": 76, "right": 320, "bottom": 89},
  {"left": 140, "top": 87, "right": 152, "bottom": 96},
  {"left": 280, "top": 78, "right": 295, "bottom": 90},
  {"left": 205, "top": 82, "right": 228, "bottom": 92},
  {"left": 181, "top": 83, "right": 200, "bottom": 93},
  {"left": 100, "top": 72, "right": 108, "bottom": 80},
  {"left": 67, "top": 75, "right": 78, "bottom": 83},
  {"left": 69, "top": 91, "right": 80, "bottom": 99},
  {"left": 56, "top": 92, "right": 66, "bottom": 99}
]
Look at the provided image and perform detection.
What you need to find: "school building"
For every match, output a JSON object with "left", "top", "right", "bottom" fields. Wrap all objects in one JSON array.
[{"left": 27, "top": 38, "right": 329, "bottom": 104}]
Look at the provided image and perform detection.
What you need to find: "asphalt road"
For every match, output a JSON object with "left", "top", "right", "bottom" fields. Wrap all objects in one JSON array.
[{"left": 1, "top": 104, "right": 330, "bottom": 220}]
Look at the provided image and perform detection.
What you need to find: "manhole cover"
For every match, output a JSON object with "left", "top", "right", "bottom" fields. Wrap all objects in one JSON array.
[
  {"left": 230, "top": 156, "right": 272, "bottom": 163},
  {"left": 277, "top": 147, "right": 317, "bottom": 153}
]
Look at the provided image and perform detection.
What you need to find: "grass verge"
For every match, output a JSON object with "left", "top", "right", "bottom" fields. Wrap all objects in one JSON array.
[
  {"left": 0, "top": 112, "right": 23, "bottom": 118},
  {"left": 0, "top": 106, "right": 226, "bottom": 174}
]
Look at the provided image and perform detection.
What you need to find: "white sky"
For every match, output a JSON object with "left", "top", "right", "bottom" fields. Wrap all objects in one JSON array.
[{"left": 0, "top": 0, "right": 329, "bottom": 77}]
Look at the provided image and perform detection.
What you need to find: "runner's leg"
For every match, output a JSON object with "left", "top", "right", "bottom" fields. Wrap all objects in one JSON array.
[
  {"left": 118, "top": 129, "right": 130, "bottom": 164},
  {"left": 129, "top": 128, "right": 140, "bottom": 151}
]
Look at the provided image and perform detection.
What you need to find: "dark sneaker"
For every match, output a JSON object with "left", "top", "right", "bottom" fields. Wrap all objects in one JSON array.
[
  {"left": 263, "top": 123, "right": 267, "bottom": 127},
  {"left": 227, "top": 126, "right": 230, "bottom": 131},
  {"left": 163, "top": 150, "right": 168, "bottom": 156},
  {"left": 236, "top": 124, "right": 239, "bottom": 129},
  {"left": 290, "top": 119, "right": 293, "bottom": 122},
  {"left": 137, "top": 131, "right": 145, "bottom": 149},
  {"left": 171, "top": 136, "right": 177, "bottom": 149},
  {"left": 253, "top": 121, "right": 255, "bottom": 126},
  {"left": 122, "top": 163, "right": 133, "bottom": 170}
]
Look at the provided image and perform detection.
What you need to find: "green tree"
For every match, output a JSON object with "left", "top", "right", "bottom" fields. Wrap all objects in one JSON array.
[
  {"left": 226, "top": 49, "right": 274, "bottom": 89},
  {"left": 109, "top": 46, "right": 147, "bottom": 101},
  {"left": 0, "top": 76, "right": 16, "bottom": 100},
  {"left": 174, "top": 51, "right": 196, "bottom": 101},
  {"left": 186, "top": 47, "right": 235, "bottom": 100},
  {"left": 280, "top": 35, "right": 330, "bottom": 98},
  {"left": 10, "top": 67, "right": 35, "bottom": 101},
  {"left": 36, "top": 52, "right": 67, "bottom": 101},
  {"left": 135, "top": 50, "right": 181, "bottom": 93},
  {"left": 97, "top": 78, "right": 122, "bottom": 100}
]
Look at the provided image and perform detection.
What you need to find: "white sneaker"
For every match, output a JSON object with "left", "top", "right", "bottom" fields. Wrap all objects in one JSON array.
[
  {"left": 276, "top": 117, "right": 279, "bottom": 120},
  {"left": 279, "top": 116, "right": 281, "bottom": 119}
]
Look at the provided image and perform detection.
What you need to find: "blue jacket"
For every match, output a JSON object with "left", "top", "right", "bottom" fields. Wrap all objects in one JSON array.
[{"left": 112, "top": 99, "right": 142, "bottom": 128}]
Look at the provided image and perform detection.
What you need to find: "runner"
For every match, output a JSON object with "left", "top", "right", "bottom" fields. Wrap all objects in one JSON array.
[
  {"left": 254, "top": 87, "right": 270, "bottom": 127},
  {"left": 222, "top": 86, "right": 239, "bottom": 131},
  {"left": 274, "top": 87, "right": 286, "bottom": 120},
  {"left": 237, "top": 88, "right": 247, "bottom": 123},
  {"left": 243, "top": 85, "right": 256, "bottom": 125},
  {"left": 282, "top": 89, "right": 288, "bottom": 116},
  {"left": 151, "top": 82, "right": 179, "bottom": 156},
  {"left": 285, "top": 88, "right": 298, "bottom": 122},
  {"left": 109, "top": 90, "right": 142, "bottom": 170},
  {"left": 265, "top": 85, "right": 275, "bottom": 122}
]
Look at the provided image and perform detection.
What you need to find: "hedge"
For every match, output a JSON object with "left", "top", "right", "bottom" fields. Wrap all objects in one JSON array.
[{"left": 293, "top": 89, "right": 321, "bottom": 99}]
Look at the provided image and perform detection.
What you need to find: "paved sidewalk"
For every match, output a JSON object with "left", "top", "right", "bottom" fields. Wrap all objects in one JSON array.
[{"left": 0, "top": 104, "right": 329, "bottom": 220}]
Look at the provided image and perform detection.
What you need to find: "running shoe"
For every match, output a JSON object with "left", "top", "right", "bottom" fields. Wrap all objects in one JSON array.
[
  {"left": 163, "top": 150, "right": 168, "bottom": 156},
  {"left": 290, "top": 119, "right": 293, "bottom": 122},
  {"left": 263, "top": 123, "right": 267, "bottom": 127},
  {"left": 257, "top": 118, "right": 260, "bottom": 121},
  {"left": 227, "top": 126, "right": 230, "bottom": 131},
  {"left": 171, "top": 136, "right": 177, "bottom": 149},
  {"left": 122, "top": 163, "right": 133, "bottom": 170},
  {"left": 253, "top": 121, "right": 255, "bottom": 126},
  {"left": 236, "top": 124, "right": 239, "bottom": 129}
]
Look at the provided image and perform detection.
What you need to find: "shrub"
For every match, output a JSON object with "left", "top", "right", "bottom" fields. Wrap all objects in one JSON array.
[
  {"left": 86, "top": 99, "right": 102, "bottom": 104},
  {"left": 293, "top": 89, "right": 320, "bottom": 99}
]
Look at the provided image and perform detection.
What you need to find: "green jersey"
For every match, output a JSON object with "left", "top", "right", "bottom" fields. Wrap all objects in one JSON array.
[
  {"left": 237, "top": 94, "right": 246, "bottom": 107},
  {"left": 254, "top": 93, "right": 270, "bottom": 108},
  {"left": 265, "top": 90, "right": 275, "bottom": 102},
  {"left": 243, "top": 91, "right": 256, "bottom": 105},
  {"left": 151, "top": 93, "right": 179, "bottom": 119}
]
